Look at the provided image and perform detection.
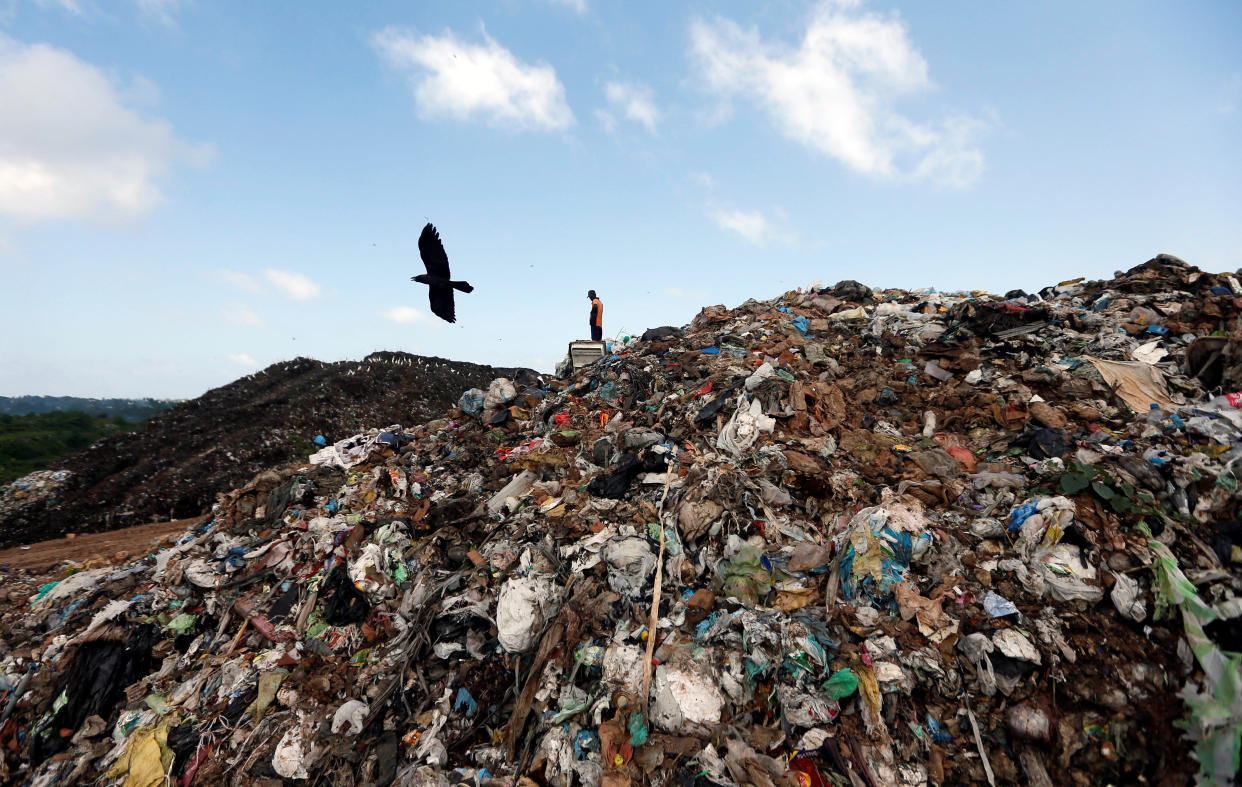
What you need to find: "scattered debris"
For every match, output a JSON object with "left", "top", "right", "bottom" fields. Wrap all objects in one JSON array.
[
  {"left": 0, "top": 353, "right": 535, "bottom": 548},
  {"left": 3, "top": 254, "right": 1241, "bottom": 785}
]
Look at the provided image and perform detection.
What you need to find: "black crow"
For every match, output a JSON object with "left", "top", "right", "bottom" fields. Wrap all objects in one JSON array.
[{"left": 411, "top": 223, "right": 473, "bottom": 323}]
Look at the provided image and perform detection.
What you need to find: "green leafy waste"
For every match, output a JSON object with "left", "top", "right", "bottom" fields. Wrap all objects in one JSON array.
[
  {"left": 1055, "top": 461, "right": 1141, "bottom": 514},
  {"left": 1146, "top": 533, "right": 1242, "bottom": 782}
]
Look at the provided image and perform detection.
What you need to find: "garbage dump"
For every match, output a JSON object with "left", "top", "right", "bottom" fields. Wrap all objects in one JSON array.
[
  {"left": 0, "top": 470, "right": 73, "bottom": 521},
  {"left": 0, "top": 352, "right": 535, "bottom": 549},
  {"left": 2, "top": 253, "right": 1241, "bottom": 786}
]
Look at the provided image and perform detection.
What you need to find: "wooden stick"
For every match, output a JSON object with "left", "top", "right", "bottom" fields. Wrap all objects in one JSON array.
[
  {"left": 295, "top": 588, "right": 319, "bottom": 636},
  {"left": 223, "top": 617, "right": 249, "bottom": 657},
  {"left": 642, "top": 463, "right": 675, "bottom": 709}
]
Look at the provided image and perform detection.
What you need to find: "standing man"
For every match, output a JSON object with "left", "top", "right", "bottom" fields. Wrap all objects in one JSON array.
[{"left": 588, "top": 290, "right": 604, "bottom": 341}]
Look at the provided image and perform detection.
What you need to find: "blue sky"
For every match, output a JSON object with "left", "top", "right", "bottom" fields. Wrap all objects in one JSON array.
[{"left": 1, "top": 0, "right": 1239, "bottom": 398}]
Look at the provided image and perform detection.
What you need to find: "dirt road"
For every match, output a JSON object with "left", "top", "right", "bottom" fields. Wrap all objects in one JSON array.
[{"left": 0, "top": 516, "right": 206, "bottom": 574}]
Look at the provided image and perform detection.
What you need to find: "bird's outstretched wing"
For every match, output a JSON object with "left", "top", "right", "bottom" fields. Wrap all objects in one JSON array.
[
  {"left": 418, "top": 223, "right": 451, "bottom": 279},
  {"left": 428, "top": 285, "right": 456, "bottom": 323}
]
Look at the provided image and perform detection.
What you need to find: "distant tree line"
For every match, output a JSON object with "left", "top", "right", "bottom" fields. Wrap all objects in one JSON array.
[
  {"left": 0, "top": 396, "right": 179, "bottom": 422},
  {"left": 0, "top": 410, "right": 147, "bottom": 485}
]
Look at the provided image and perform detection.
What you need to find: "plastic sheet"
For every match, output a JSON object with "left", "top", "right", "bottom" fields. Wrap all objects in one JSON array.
[{"left": 716, "top": 395, "right": 775, "bottom": 456}]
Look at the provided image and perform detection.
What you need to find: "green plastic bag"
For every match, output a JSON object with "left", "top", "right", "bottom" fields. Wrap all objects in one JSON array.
[{"left": 825, "top": 668, "right": 859, "bottom": 700}]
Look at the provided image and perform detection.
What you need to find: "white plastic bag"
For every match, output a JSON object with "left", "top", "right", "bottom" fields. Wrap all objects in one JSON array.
[
  {"left": 1037, "top": 544, "right": 1104, "bottom": 602},
  {"left": 496, "top": 574, "right": 560, "bottom": 653},
  {"left": 651, "top": 661, "right": 724, "bottom": 732},
  {"left": 331, "top": 700, "right": 369, "bottom": 735},
  {"left": 717, "top": 395, "right": 775, "bottom": 456},
  {"left": 1109, "top": 570, "right": 1146, "bottom": 622},
  {"left": 484, "top": 378, "right": 517, "bottom": 410},
  {"left": 744, "top": 362, "right": 776, "bottom": 391}
]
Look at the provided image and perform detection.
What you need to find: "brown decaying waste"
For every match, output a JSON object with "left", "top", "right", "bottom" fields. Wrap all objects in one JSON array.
[{"left": 2, "top": 253, "right": 1241, "bottom": 786}]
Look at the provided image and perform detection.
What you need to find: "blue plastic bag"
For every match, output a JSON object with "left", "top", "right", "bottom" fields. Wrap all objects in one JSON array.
[
  {"left": 1008, "top": 500, "right": 1040, "bottom": 532},
  {"left": 459, "top": 388, "right": 485, "bottom": 417}
]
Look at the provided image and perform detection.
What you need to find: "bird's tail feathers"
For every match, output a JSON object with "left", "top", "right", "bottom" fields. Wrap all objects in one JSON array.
[{"left": 451, "top": 281, "right": 474, "bottom": 293}]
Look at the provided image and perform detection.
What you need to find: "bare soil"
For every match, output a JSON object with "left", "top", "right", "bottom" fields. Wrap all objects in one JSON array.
[{"left": 0, "top": 516, "right": 205, "bottom": 574}]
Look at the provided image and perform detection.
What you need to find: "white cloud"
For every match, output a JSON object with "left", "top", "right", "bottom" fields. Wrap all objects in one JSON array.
[
  {"left": 594, "top": 108, "right": 617, "bottom": 133},
  {"left": 133, "top": 0, "right": 186, "bottom": 26},
  {"left": 545, "top": 0, "right": 586, "bottom": 13},
  {"left": 688, "top": 1, "right": 985, "bottom": 188},
  {"left": 264, "top": 269, "right": 321, "bottom": 300},
  {"left": 710, "top": 208, "right": 772, "bottom": 246},
  {"left": 118, "top": 73, "right": 162, "bottom": 107},
  {"left": 217, "top": 268, "right": 320, "bottom": 302},
  {"left": 33, "top": 0, "right": 84, "bottom": 15},
  {"left": 215, "top": 269, "right": 262, "bottom": 293},
  {"left": 372, "top": 26, "right": 574, "bottom": 132},
  {"left": 665, "top": 286, "right": 685, "bottom": 297},
  {"left": 691, "top": 171, "right": 714, "bottom": 189},
  {"left": 0, "top": 34, "right": 211, "bottom": 225},
  {"left": 228, "top": 353, "right": 259, "bottom": 368},
  {"left": 221, "top": 305, "right": 265, "bottom": 328},
  {"left": 603, "top": 80, "right": 660, "bottom": 132},
  {"left": 381, "top": 305, "right": 433, "bottom": 324},
  {"left": 29, "top": 0, "right": 187, "bottom": 22},
  {"left": 909, "top": 114, "right": 986, "bottom": 189}
]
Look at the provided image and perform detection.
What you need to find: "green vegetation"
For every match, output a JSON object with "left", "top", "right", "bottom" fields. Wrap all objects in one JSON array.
[
  {"left": 0, "top": 411, "right": 140, "bottom": 485},
  {"left": 0, "top": 396, "right": 178, "bottom": 421},
  {"left": 1027, "top": 459, "right": 1161, "bottom": 519},
  {"left": 290, "top": 433, "right": 318, "bottom": 460}
]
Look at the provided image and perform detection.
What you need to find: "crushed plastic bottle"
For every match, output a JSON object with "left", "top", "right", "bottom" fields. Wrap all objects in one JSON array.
[{"left": 1145, "top": 403, "right": 1166, "bottom": 427}]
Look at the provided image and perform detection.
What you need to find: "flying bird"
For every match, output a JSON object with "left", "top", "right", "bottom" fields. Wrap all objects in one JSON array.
[{"left": 410, "top": 223, "right": 473, "bottom": 323}]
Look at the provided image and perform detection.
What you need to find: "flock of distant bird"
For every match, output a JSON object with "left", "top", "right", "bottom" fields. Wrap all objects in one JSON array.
[{"left": 410, "top": 223, "right": 473, "bottom": 324}]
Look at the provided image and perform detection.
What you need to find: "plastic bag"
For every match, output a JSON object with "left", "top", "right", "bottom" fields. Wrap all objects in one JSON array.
[
  {"left": 983, "top": 591, "right": 1019, "bottom": 618},
  {"left": 718, "top": 546, "right": 772, "bottom": 606},
  {"left": 829, "top": 306, "right": 868, "bottom": 321},
  {"left": 717, "top": 395, "right": 775, "bottom": 456},
  {"left": 322, "top": 563, "right": 370, "bottom": 625},
  {"left": 484, "top": 378, "right": 517, "bottom": 410},
  {"left": 331, "top": 700, "right": 370, "bottom": 735},
  {"left": 497, "top": 574, "right": 560, "bottom": 652},
  {"left": 745, "top": 362, "right": 776, "bottom": 392},
  {"left": 1037, "top": 544, "right": 1103, "bottom": 602},
  {"left": 824, "top": 668, "right": 858, "bottom": 699},
  {"left": 459, "top": 388, "right": 485, "bottom": 417},
  {"left": 601, "top": 538, "right": 656, "bottom": 598},
  {"left": 587, "top": 453, "right": 640, "bottom": 499},
  {"left": 1110, "top": 570, "right": 1146, "bottom": 622}
]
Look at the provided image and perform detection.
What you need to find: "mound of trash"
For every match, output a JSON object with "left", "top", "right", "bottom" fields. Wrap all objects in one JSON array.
[
  {"left": 3, "top": 254, "right": 1241, "bottom": 786},
  {"left": 0, "top": 352, "right": 535, "bottom": 548}
]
